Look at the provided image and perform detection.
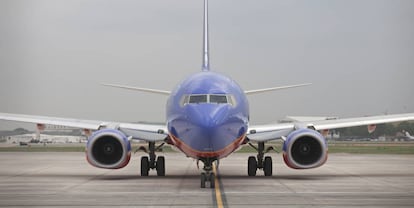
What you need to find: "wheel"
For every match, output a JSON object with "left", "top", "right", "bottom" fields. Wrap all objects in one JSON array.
[
  {"left": 200, "top": 173, "right": 206, "bottom": 188},
  {"left": 209, "top": 173, "right": 215, "bottom": 188},
  {"left": 248, "top": 156, "right": 257, "bottom": 176},
  {"left": 264, "top": 156, "right": 273, "bottom": 176},
  {"left": 141, "top": 156, "right": 149, "bottom": 176},
  {"left": 156, "top": 156, "right": 165, "bottom": 176}
]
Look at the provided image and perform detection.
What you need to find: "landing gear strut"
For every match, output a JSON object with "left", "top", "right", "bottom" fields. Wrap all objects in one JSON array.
[
  {"left": 199, "top": 158, "right": 216, "bottom": 188},
  {"left": 140, "top": 142, "right": 165, "bottom": 176},
  {"left": 248, "top": 142, "right": 273, "bottom": 176}
]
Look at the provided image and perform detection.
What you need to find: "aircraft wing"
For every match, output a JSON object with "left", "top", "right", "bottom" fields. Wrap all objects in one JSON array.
[
  {"left": 0, "top": 113, "right": 168, "bottom": 142},
  {"left": 248, "top": 113, "right": 414, "bottom": 142}
]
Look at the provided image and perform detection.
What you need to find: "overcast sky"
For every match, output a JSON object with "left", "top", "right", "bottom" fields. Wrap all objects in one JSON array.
[{"left": 0, "top": 0, "right": 413, "bottom": 130}]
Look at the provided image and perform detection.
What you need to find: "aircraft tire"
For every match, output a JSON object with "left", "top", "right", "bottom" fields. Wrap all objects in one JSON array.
[
  {"left": 209, "top": 173, "right": 215, "bottom": 188},
  {"left": 200, "top": 173, "right": 206, "bottom": 188},
  {"left": 248, "top": 156, "right": 257, "bottom": 176},
  {"left": 264, "top": 156, "right": 273, "bottom": 176},
  {"left": 156, "top": 156, "right": 165, "bottom": 176},
  {"left": 141, "top": 156, "right": 150, "bottom": 176}
]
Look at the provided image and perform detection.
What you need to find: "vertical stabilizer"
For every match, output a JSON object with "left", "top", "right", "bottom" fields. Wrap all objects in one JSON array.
[{"left": 202, "top": 0, "right": 210, "bottom": 71}]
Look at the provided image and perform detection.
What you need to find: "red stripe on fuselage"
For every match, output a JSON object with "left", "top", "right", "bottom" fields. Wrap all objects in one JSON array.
[{"left": 169, "top": 133, "right": 246, "bottom": 159}]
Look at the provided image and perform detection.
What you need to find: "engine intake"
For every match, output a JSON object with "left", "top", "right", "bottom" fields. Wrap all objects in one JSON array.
[
  {"left": 86, "top": 129, "right": 131, "bottom": 169},
  {"left": 283, "top": 128, "right": 328, "bottom": 169}
]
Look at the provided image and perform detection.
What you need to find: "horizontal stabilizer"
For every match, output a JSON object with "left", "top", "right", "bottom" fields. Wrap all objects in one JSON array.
[
  {"left": 244, "top": 83, "right": 312, "bottom": 95},
  {"left": 102, "top": 83, "right": 170, "bottom": 95}
]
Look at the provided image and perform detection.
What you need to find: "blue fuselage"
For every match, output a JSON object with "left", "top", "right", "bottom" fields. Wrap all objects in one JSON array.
[{"left": 166, "top": 71, "right": 249, "bottom": 159}]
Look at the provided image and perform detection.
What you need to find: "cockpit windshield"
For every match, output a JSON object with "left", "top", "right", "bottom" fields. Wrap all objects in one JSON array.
[
  {"left": 188, "top": 95, "right": 208, "bottom": 104},
  {"left": 209, "top": 95, "right": 227, "bottom": 104},
  {"left": 182, "top": 94, "right": 235, "bottom": 106}
]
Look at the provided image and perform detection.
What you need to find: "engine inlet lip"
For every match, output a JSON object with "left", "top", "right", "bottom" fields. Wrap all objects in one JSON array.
[
  {"left": 285, "top": 130, "right": 327, "bottom": 169},
  {"left": 87, "top": 130, "right": 129, "bottom": 169}
]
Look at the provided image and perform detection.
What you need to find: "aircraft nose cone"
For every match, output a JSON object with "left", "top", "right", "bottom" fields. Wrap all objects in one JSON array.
[
  {"left": 187, "top": 105, "right": 229, "bottom": 130},
  {"left": 170, "top": 104, "right": 247, "bottom": 154}
]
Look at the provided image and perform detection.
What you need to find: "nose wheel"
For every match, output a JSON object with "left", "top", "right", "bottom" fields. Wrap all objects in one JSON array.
[
  {"left": 199, "top": 158, "right": 216, "bottom": 188},
  {"left": 201, "top": 172, "right": 215, "bottom": 188}
]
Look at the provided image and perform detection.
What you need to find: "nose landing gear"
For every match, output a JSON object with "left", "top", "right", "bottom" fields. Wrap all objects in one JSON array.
[{"left": 199, "top": 158, "right": 216, "bottom": 188}]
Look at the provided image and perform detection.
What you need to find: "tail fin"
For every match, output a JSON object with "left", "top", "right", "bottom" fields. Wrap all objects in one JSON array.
[{"left": 202, "top": 0, "right": 210, "bottom": 71}]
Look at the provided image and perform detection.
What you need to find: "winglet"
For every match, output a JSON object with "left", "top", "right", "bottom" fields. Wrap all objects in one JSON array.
[{"left": 202, "top": 0, "right": 210, "bottom": 71}]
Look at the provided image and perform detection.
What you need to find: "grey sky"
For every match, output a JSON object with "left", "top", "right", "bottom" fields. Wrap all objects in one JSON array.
[{"left": 0, "top": 0, "right": 413, "bottom": 130}]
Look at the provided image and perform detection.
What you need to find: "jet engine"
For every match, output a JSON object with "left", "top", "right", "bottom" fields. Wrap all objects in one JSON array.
[
  {"left": 86, "top": 129, "right": 131, "bottom": 169},
  {"left": 283, "top": 128, "right": 328, "bottom": 169}
]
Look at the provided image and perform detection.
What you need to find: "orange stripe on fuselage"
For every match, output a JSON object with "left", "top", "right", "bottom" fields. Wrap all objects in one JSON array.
[{"left": 169, "top": 133, "right": 246, "bottom": 159}]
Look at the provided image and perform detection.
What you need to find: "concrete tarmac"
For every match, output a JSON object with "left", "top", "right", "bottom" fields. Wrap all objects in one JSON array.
[{"left": 0, "top": 152, "right": 414, "bottom": 207}]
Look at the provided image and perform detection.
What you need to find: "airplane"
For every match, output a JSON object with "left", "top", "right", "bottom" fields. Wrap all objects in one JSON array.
[
  {"left": 1, "top": 0, "right": 414, "bottom": 188},
  {"left": 403, "top": 130, "right": 414, "bottom": 140}
]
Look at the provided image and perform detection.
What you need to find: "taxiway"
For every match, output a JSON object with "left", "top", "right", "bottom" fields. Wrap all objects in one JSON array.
[{"left": 0, "top": 152, "right": 413, "bottom": 207}]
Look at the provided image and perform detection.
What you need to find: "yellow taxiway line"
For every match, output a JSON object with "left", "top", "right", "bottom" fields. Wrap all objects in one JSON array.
[{"left": 212, "top": 163, "right": 224, "bottom": 208}]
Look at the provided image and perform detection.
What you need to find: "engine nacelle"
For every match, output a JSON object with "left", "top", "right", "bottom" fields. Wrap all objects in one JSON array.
[
  {"left": 86, "top": 129, "right": 131, "bottom": 169},
  {"left": 283, "top": 128, "right": 328, "bottom": 169}
]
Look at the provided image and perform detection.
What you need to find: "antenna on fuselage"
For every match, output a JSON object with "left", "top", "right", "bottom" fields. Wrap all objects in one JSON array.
[{"left": 202, "top": 0, "right": 210, "bottom": 71}]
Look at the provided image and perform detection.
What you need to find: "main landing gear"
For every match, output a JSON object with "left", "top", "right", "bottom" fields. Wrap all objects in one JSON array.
[
  {"left": 199, "top": 158, "right": 216, "bottom": 188},
  {"left": 138, "top": 142, "right": 165, "bottom": 176},
  {"left": 248, "top": 142, "right": 274, "bottom": 176}
]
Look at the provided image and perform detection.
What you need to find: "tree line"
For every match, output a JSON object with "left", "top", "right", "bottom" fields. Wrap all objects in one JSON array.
[{"left": 338, "top": 121, "right": 414, "bottom": 137}]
